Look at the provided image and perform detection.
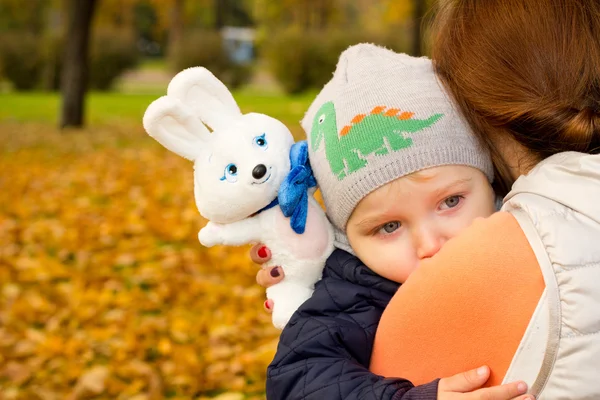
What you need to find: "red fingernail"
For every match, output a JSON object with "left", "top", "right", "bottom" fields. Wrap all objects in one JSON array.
[
  {"left": 257, "top": 246, "right": 268, "bottom": 259},
  {"left": 264, "top": 300, "right": 271, "bottom": 310},
  {"left": 270, "top": 267, "right": 280, "bottom": 278}
]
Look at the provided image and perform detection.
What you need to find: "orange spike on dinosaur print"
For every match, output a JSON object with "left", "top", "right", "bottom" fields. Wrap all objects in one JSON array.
[
  {"left": 370, "top": 106, "right": 386, "bottom": 115},
  {"left": 341, "top": 114, "right": 366, "bottom": 136},
  {"left": 340, "top": 125, "right": 351, "bottom": 136},
  {"left": 398, "top": 111, "right": 414, "bottom": 120},
  {"left": 351, "top": 114, "right": 366, "bottom": 124},
  {"left": 384, "top": 108, "right": 401, "bottom": 116}
]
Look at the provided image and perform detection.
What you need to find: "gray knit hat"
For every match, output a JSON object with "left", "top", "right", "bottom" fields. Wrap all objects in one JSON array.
[{"left": 302, "top": 43, "right": 494, "bottom": 239}]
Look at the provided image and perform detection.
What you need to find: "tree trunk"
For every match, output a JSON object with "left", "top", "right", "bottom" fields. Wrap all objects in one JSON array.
[
  {"left": 317, "top": 0, "right": 327, "bottom": 31},
  {"left": 411, "top": 0, "right": 426, "bottom": 56},
  {"left": 167, "top": 0, "right": 184, "bottom": 67},
  {"left": 304, "top": 0, "right": 311, "bottom": 31},
  {"left": 59, "top": 0, "right": 98, "bottom": 128},
  {"left": 215, "top": 0, "right": 225, "bottom": 30}
]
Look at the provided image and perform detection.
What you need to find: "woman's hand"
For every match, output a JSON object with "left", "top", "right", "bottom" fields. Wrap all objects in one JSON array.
[
  {"left": 438, "top": 366, "right": 533, "bottom": 400},
  {"left": 250, "top": 244, "right": 284, "bottom": 313}
]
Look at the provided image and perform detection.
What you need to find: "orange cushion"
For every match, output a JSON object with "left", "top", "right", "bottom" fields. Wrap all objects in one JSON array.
[{"left": 370, "top": 212, "right": 545, "bottom": 386}]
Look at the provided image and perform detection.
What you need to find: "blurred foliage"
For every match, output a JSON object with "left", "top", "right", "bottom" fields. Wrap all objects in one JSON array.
[
  {"left": 0, "top": 0, "right": 49, "bottom": 34},
  {"left": 0, "top": 32, "right": 44, "bottom": 90},
  {"left": 40, "top": 34, "right": 64, "bottom": 92},
  {"left": 93, "top": 0, "right": 141, "bottom": 30},
  {"left": 0, "top": 121, "right": 280, "bottom": 399},
  {"left": 264, "top": 28, "right": 409, "bottom": 94},
  {"left": 168, "top": 30, "right": 228, "bottom": 80},
  {"left": 169, "top": 30, "right": 252, "bottom": 89},
  {"left": 0, "top": 0, "right": 429, "bottom": 93},
  {"left": 145, "top": 0, "right": 223, "bottom": 36},
  {"left": 0, "top": 29, "right": 139, "bottom": 91},
  {"left": 249, "top": 0, "right": 345, "bottom": 32},
  {"left": 263, "top": 29, "right": 320, "bottom": 94},
  {"left": 89, "top": 30, "right": 140, "bottom": 91},
  {"left": 250, "top": 0, "right": 415, "bottom": 36}
]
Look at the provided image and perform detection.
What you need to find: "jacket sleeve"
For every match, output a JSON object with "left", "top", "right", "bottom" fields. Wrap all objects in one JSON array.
[
  {"left": 370, "top": 212, "right": 545, "bottom": 387},
  {"left": 266, "top": 279, "right": 440, "bottom": 400}
]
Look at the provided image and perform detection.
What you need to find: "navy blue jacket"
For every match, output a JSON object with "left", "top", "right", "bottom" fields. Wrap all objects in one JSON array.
[{"left": 266, "top": 249, "right": 439, "bottom": 400}]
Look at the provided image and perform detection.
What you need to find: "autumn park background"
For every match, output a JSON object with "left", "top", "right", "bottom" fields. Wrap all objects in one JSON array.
[{"left": 0, "top": 0, "right": 431, "bottom": 398}]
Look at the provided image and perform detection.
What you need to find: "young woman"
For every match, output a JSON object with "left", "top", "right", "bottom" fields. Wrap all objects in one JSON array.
[
  {"left": 255, "top": 0, "right": 600, "bottom": 398},
  {"left": 370, "top": 2, "right": 600, "bottom": 400}
]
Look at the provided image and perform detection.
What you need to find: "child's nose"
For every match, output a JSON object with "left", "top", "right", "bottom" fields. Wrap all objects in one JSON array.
[{"left": 415, "top": 229, "right": 443, "bottom": 260}]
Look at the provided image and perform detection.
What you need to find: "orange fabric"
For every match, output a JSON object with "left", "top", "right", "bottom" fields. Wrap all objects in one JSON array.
[
  {"left": 371, "top": 106, "right": 386, "bottom": 114},
  {"left": 370, "top": 212, "right": 545, "bottom": 387},
  {"left": 351, "top": 114, "right": 366, "bottom": 124},
  {"left": 398, "top": 111, "right": 414, "bottom": 120},
  {"left": 340, "top": 126, "right": 351, "bottom": 136}
]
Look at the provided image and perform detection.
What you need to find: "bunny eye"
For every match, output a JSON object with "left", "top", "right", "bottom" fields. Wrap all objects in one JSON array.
[
  {"left": 253, "top": 133, "right": 268, "bottom": 150},
  {"left": 318, "top": 114, "right": 325, "bottom": 124},
  {"left": 220, "top": 163, "right": 238, "bottom": 183}
]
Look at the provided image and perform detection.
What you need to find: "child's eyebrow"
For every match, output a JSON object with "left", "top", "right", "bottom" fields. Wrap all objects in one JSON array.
[
  {"left": 354, "top": 214, "right": 391, "bottom": 230},
  {"left": 431, "top": 177, "right": 472, "bottom": 199}
]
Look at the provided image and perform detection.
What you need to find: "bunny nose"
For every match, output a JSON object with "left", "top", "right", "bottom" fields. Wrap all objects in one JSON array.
[{"left": 252, "top": 164, "right": 267, "bottom": 179}]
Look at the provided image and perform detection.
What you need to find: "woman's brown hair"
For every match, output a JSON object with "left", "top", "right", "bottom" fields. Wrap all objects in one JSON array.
[{"left": 431, "top": 0, "right": 600, "bottom": 194}]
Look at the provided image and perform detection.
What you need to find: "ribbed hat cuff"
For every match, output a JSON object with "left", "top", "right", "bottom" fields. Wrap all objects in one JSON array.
[{"left": 328, "top": 146, "right": 494, "bottom": 231}]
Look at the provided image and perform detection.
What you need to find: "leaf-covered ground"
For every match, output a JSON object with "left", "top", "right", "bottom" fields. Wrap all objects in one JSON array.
[{"left": 0, "top": 120, "right": 294, "bottom": 399}]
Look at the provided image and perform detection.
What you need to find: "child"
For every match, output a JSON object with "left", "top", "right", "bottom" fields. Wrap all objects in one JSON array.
[{"left": 266, "top": 44, "right": 504, "bottom": 399}]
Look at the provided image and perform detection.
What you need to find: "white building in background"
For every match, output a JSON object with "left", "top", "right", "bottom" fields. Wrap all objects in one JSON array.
[{"left": 221, "top": 26, "right": 256, "bottom": 64}]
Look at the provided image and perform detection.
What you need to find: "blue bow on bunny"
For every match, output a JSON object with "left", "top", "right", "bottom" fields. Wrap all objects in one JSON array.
[
  {"left": 279, "top": 141, "right": 317, "bottom": 234},
  {"left": 257, "top": 141, "right": 317, "bottom": 234}
]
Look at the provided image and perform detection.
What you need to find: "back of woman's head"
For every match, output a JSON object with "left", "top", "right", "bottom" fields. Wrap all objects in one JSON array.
[{"left": 431, "top": 0, "right": 600, "bottom": 192}]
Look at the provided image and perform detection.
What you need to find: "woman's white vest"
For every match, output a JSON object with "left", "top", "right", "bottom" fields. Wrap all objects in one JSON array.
[{"left": 501, "top": 152, "right": 600, "bottom": 399}]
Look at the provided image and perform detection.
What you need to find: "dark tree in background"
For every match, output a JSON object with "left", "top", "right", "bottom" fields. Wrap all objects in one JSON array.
[
  {"left": 214, "top": 0, "right": 253, "bottom": 30},
  {"left": 167, "top": 0, "right": 184, "bottom": 64},
  {"left": 214, "top": 0, "right": 224, "bottom": 30},
  {"left": 412, "top": 0, "right": 426, "bottom": 56},
  {"left": 60, "top": 0, "right": 99, "bottom": 128}
]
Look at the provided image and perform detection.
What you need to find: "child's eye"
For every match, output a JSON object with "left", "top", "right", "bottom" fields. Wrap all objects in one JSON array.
[
  {"left": 440, "top": 195, "right": 464, "bottom": 210},
  {"left": 220, "top": 163, "right": 238, "bottom": 183},
  {"left": 253, "top": 133, "right": 268, "bottom": 150},
  {"left": 378, "top": 221, "right": 401, "bottom": 235}
]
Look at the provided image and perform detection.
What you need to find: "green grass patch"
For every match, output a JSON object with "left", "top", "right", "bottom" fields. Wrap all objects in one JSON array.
[
  {"left": 0, "top": 92, "right": 168, "bottom": 125},
  {"left": 0, "top": 89, "right": 317, "bottom": 131},
  {"left": 138, "top": 58, "right": 168, "bottom": 71}
]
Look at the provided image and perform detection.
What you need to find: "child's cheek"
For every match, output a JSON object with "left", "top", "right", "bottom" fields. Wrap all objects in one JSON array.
[{"left": 274, "top": 201, "right": 330, "bottom": 259}]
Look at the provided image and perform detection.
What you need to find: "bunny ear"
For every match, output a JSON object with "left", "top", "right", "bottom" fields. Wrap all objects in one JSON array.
[
  {"left": 143, "top": 96, "right": 210, "bottom": 161},
  {"left": 167, "top": 67, "right": 242, "bottom": 132}
]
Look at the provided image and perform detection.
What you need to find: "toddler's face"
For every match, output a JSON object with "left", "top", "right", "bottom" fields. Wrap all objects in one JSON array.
[{"left": 346, "top": 165, "right": 496, "bottom": 283}]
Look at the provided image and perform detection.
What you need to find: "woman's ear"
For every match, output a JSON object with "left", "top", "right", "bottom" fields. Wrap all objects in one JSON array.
[
  {"left": 167, "top": 67, "right": 242, "bottom": 132},
  {"left": 143, "top": 96, "right": 210, "bottom": 161}
]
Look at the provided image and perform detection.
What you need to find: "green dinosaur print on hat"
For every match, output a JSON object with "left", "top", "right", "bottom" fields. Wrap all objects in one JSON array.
[{"left": 310, "top": 101, "right": 443, "bottom": 180}]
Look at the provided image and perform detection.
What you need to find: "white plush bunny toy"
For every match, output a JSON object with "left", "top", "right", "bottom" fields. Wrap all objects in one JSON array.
[{"left": 143, "top": 67, "right": 334, "bottom": 329}]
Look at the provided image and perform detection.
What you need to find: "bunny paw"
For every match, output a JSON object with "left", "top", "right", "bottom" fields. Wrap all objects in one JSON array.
[{"left": 198, "top": 222, "right": 224, "bottom": 247}]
